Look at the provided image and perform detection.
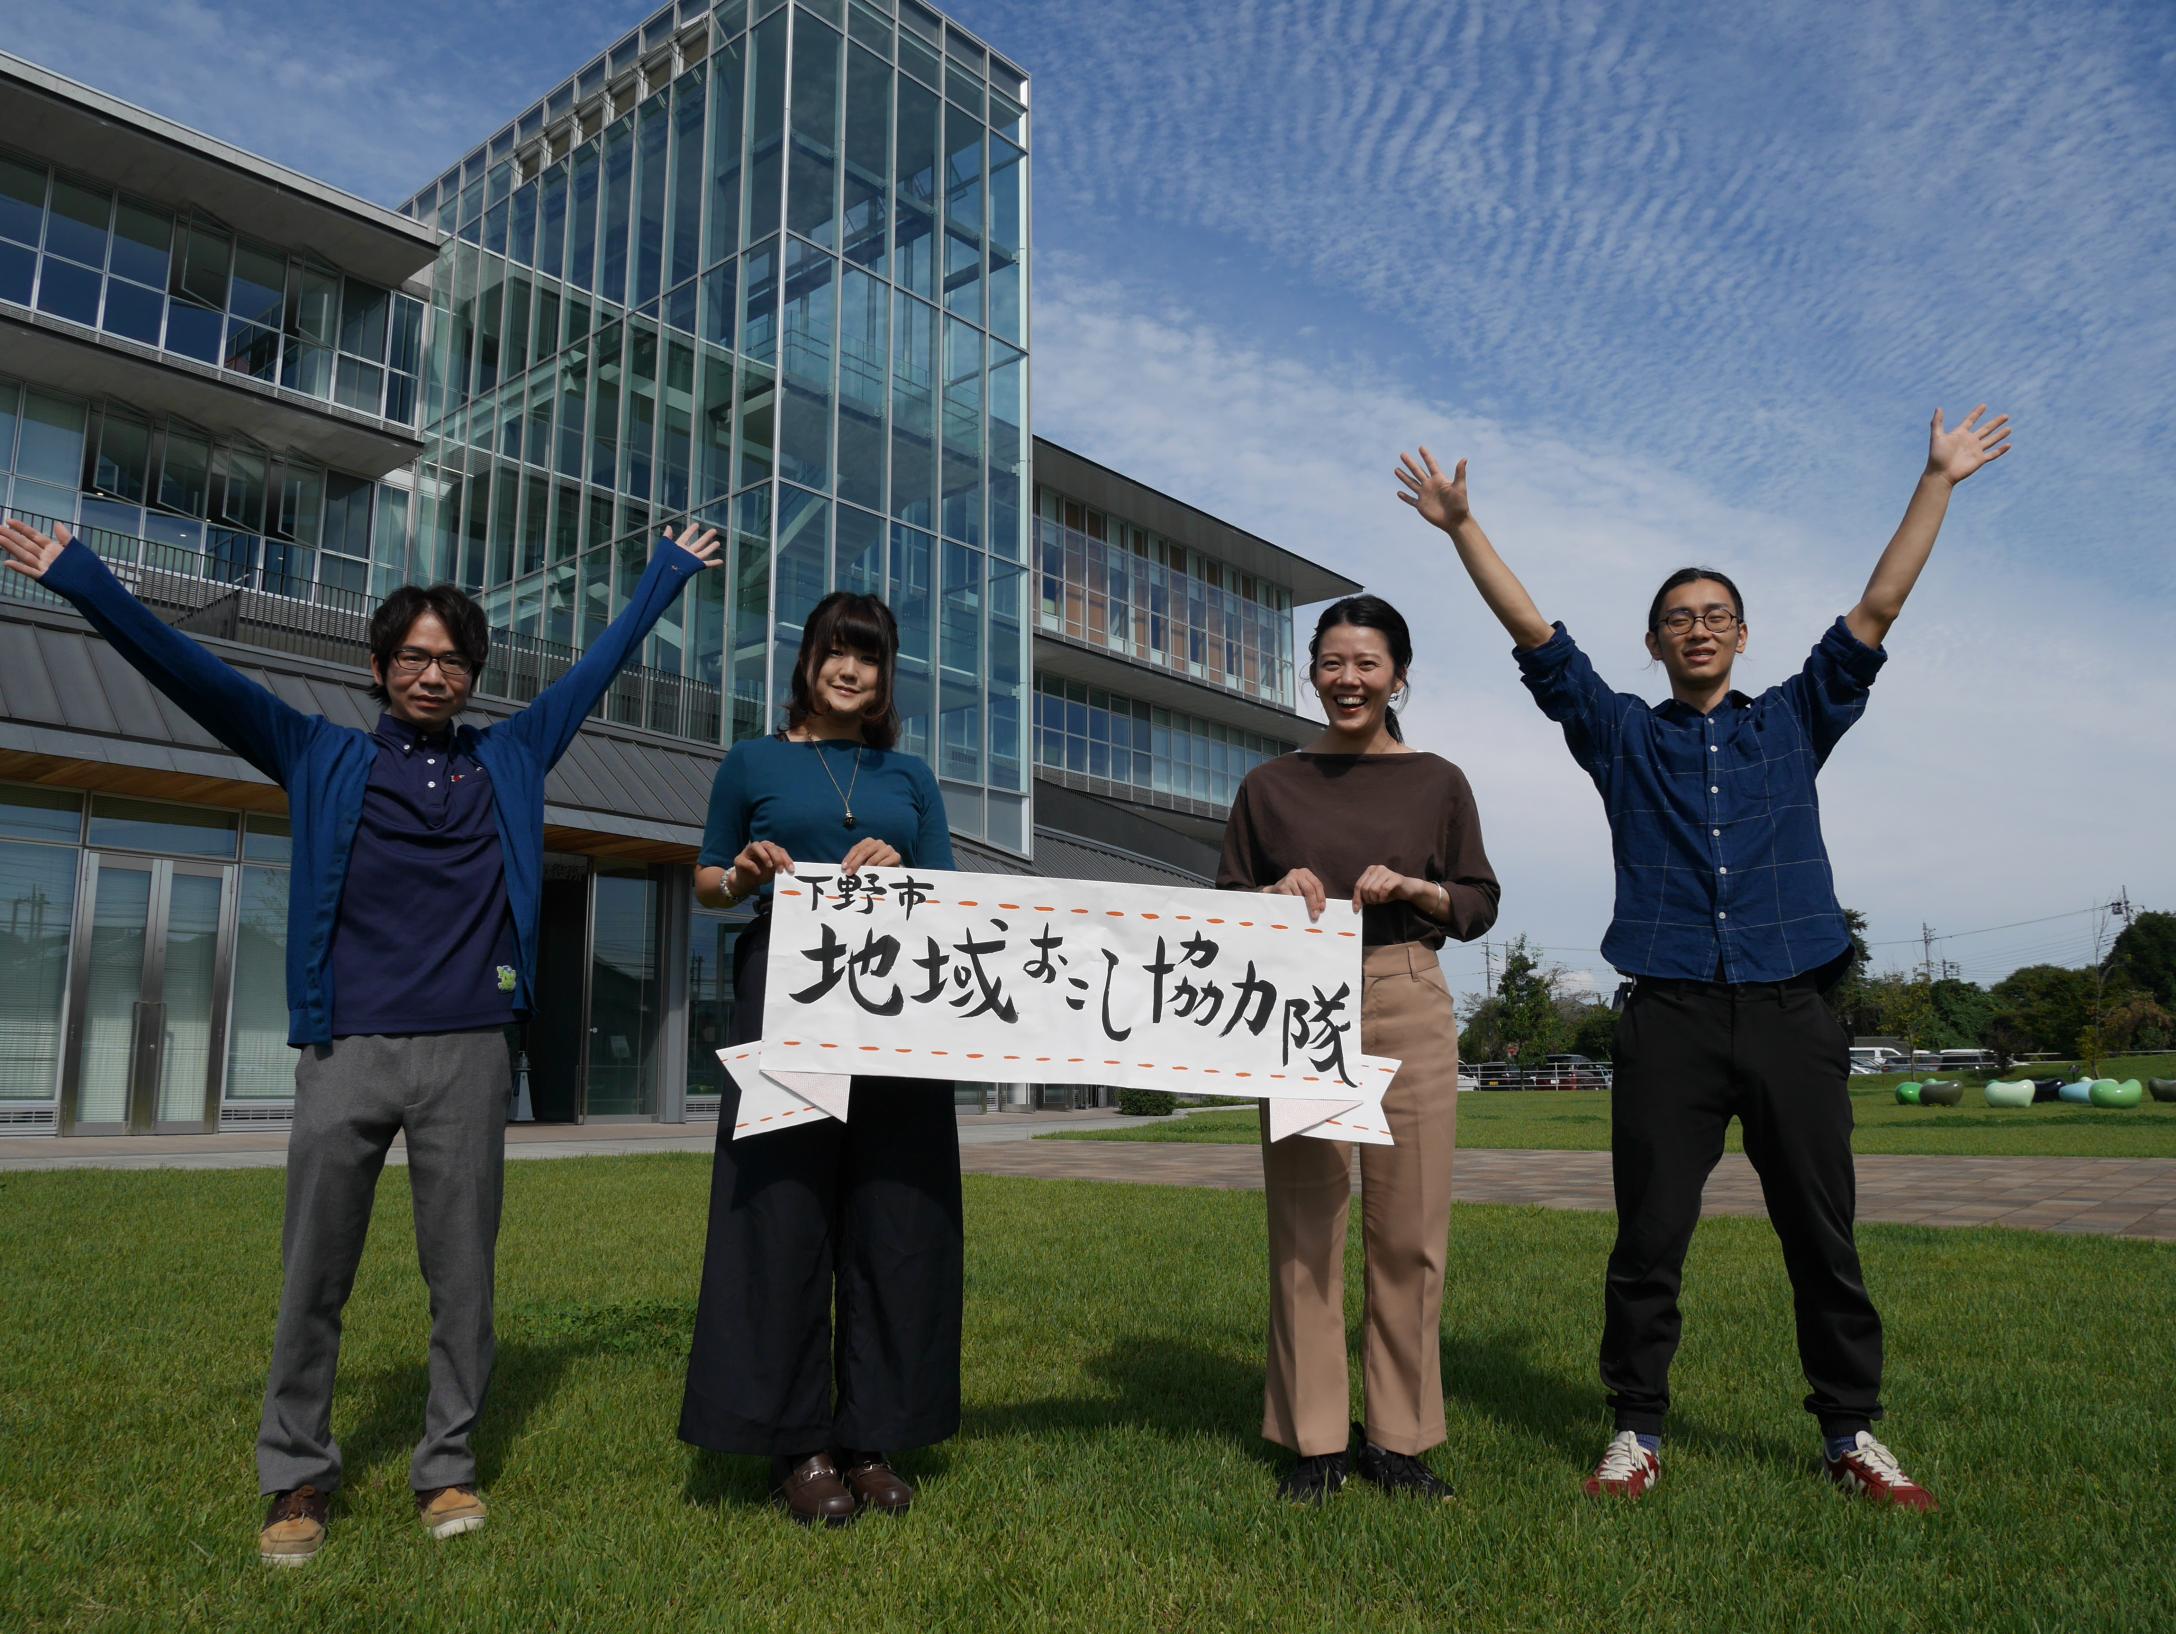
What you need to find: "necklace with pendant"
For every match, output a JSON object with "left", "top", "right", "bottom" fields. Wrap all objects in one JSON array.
[{"left": 806, "top": 737, "right": 865, "bottom": 829}]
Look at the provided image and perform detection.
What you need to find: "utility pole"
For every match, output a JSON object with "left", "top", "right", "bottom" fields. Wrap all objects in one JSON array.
[
  {"left": 1920, "top": 923, "right": 1937, "bottom": 984},
  {"left": 1482, "top": 940, "right": 1496, "bottom": 994},
  {"left": 2083, "top": 890, "right": 2134, "bottom": 1075}
]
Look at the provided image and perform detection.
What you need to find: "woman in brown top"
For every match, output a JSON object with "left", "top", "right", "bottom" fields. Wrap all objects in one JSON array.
[{"left": 1217, "top": 594, "right": 1500, "bottom": 1504}]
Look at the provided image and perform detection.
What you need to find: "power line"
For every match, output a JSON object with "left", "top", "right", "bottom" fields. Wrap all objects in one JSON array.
[{"left": 1864, "top": 902, "right": 2108, "bottom": 948}]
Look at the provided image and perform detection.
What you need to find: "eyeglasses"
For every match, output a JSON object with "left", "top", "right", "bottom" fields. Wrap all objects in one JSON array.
[
  {"left": 1656, "top": 609, "right": 1740, "bottom": 638},
  {"left": 389, "top": 647, "right": 475, "bottom": 678}
]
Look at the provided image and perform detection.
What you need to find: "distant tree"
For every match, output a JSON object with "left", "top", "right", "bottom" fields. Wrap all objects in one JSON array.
[
  {"left": 1926, "top": 978, "right": 1996, "bottom": 1050},
  {"left": 1494, "top": 935, "right": 1567, "bottom": 1061},
  {"left": 1458, "top": 995, "right": 1506, "bottom": 1063},
  {"left": 1824, "top": 908, "right": 1874, "bottom": 1028},
  {"left": 1985, "top": 964, "right": 2092, "bottom": 1058},
  {"left": 1876, "top": 974, "right": 1937, "bottom": 1061},
  {"left": 2100, "top": 993, "right": 2174, "bottom": 1053},
  {"left": 2106, "top": 910, "right": 2176, "bottom": 1010},
  {"left": 1570, "top": 1004, "right": 1620, "bottom": 1061}
]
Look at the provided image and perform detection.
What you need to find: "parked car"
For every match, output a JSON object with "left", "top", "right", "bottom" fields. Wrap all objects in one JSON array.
[
  {"left": 1470, "top": 1061, "right": 1521, "bottom": 1090},
  {"left": 1849, "top": 1046, "right": 1904, "bottom": 1073},
  {"left": 1938, "top": 1048, "right": 2001, "bottom": 1074}
]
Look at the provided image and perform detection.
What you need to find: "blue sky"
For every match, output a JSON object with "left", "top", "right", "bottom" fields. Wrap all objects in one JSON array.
[{"left": 16, "top": 0, "right": 2174, "bottom": 992}]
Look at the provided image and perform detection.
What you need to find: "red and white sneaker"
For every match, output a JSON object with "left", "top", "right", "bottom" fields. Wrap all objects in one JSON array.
[
  {"left": 1583, "top": 1430, "right": 1660, "bottom": 1498},
  {"left": 1825, "top": 1432, "right": 1938, "bottom": 1512}
]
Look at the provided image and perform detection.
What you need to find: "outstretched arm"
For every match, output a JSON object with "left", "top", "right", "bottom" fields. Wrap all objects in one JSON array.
[
  {"left": 1846, "top": 405, "right": 2012, "bottom": 648},
  {"left": 1, "top": 519, "right": 319, "bottom": 783},
  {"left": 497, "top": 522, "right": 721, "bottom": 768},
  {"left": 1395, "top": 449, "right": 1554, "bottom": 650}
]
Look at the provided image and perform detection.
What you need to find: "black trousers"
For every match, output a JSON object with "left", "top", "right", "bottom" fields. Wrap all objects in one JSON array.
[
  {"left": 1601, "top": 975, "right": 1884, "bottom": 1437},
  {"left": 678, "top": 919, "right": 964, "bottom": 1457}
]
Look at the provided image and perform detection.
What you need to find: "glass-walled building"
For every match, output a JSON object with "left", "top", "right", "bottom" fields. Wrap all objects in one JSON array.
[
  {"left": 394, "top": 0, "right": 1032, "bottom": 851},
  {"left": 1024, "top": 438, "right": 1357, "bottom": 882},
  {"left": 0, "top": 19, "right": 1365, "bottom": 1136}
]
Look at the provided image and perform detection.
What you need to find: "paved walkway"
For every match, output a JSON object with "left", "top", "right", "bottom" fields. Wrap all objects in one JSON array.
[
  {"left": 0, "top": 1108, "right": 1181, "bottom": 1172},
  {"left": 959, "top": 1141, "right": 2176, "bottom": 1242},
  {"left": 7, "top": 1115, "right": 2171, "bottom": 1242}
]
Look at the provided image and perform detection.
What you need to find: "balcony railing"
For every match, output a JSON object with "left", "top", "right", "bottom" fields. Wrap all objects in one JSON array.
[{"left": 0, "top": 509, "right": 722, "bottom": 744}]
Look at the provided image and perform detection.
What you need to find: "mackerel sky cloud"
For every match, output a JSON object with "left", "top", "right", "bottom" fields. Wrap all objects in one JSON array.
[{"left": 19, "top": 0, "right": 2175, "bottom": 991}]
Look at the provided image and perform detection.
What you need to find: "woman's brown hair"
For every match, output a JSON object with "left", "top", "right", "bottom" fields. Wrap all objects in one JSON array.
[{"left": 782, "top": 591, "right": 901, "bottom": 748}]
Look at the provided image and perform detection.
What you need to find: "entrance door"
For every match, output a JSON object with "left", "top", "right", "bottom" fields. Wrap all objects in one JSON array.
[{"left": 61, "top": 854, "right": 232, "bottom": 1134}]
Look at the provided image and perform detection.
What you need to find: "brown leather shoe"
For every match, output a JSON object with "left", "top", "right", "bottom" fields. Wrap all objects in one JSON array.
[
  {"left": 416, "top": 1484, "right": 489, "bottom": 1539},
  {"left": 259, "top": 1485, "right": 330, "bottom": 1567},
  {"left": 771, "top": 1452, "right": 857, "bottom": 1527},
  {"left": 839, "top": 1454, "right": 914, "bottom": 1515}
]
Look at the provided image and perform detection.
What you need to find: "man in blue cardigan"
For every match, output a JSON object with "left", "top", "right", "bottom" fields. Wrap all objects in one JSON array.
[{"left": 2, "top": 515, "right": 719, "bottom": 1565}]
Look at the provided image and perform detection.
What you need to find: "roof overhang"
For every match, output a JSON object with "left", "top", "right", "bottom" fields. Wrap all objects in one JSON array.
[
  {"left": 0, "top": 51, "right": 440, "bottom": 287},
  {"left": 1031, "top": 437, "right": 1362, "bottom": 606},
  {"left": 0, "top": 311, "right": 424, "bottom": 476}
]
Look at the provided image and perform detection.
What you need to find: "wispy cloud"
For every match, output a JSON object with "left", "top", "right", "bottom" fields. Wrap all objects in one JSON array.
[
  {"left": 6, "top": 0, "right": 661, "bottom": 205},
  {"left": 1029, "top": 266, "right": 2176, "bottom": 987},
  {"left": 953, "top": 0, "right": 2176, "bottom": 588},
  {"left": 19, "top": 0, "right": 2173, "bottom": 979}
]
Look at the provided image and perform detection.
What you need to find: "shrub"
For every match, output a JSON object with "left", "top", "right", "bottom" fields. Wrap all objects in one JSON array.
[{"left": 1117, "top": 1087, "right": 1178, "bottom": 1117}]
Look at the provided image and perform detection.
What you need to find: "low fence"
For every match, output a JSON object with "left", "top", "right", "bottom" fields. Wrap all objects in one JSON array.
[{"left": 1470, "top": 1063, "right": 1614, "bottom": 1091}]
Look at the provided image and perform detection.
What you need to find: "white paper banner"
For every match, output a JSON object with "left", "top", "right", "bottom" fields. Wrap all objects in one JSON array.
[{"left": 720, "top": 866, "right": 1399, "bottom": 1144}]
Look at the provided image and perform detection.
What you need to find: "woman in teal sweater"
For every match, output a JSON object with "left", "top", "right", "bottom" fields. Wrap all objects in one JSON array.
[{"left": 679, "top": 591, "right": 959, "bottom": 1526}]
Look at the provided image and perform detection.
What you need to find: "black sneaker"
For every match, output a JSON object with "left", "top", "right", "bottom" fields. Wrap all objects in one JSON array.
[
  {"left": 1277, "top": 1449, "right": 1350, "bottom": 1505},
  {"left": 1354, "top": 1426, "right": 1454, "bottom": 1501}
]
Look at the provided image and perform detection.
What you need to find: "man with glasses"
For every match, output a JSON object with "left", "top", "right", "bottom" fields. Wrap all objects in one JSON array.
[
  {"left": 1393, "top": 406, "right": 2012, "bottom": 1509},
  {"left": 1, "top": 515, "right": 719, "bottom": 1563}
]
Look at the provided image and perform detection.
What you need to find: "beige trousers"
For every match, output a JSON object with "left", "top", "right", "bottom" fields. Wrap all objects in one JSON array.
[{"left": 1260, "top": 942, "right": 1459, "bottom": 1456}]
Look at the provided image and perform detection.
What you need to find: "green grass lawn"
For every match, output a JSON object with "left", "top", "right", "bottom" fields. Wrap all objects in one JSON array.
[
  {"left": 1055, "top": 1059, "right": 2176, "bottom": 1158},
  {"left": 2, "top": 1156, "right": 2171, "bottom": 1632}
]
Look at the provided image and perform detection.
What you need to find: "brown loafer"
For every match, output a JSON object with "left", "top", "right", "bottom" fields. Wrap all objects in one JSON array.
[
  {"left": 839, "top": 1454, "right": 914, "bottom": 1515},
  {"left": 259, "top": 1484, "right": 330, "bottom": 1567},
  {"left": 772, "top": 1452, "right": 857, "bottom": 1527},
  {"left": 416, "top": 1484, "right": 489, "bottom": 1539}
]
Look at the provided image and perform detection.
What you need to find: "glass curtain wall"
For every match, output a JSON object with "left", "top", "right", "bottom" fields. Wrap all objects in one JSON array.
[
  {"left": 1033, "top": 676, "right": 1282, "bottom": 811},
  {"left": 1034, "top": 485, "right": 1296, "bottom": 709},
  {"left": 0, "top": 373, "right": 414, "bottom": 607},
  {"left": 405, "top": 0, "right": 1030, "bottom": 850},
  {"left": 0, "top": 147, "right": 421, "bottom": 424}
]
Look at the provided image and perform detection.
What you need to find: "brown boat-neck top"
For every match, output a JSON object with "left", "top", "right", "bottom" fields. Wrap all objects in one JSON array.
[{"left": 1215, "top": 750, "right": 1501, "bottom": 949}]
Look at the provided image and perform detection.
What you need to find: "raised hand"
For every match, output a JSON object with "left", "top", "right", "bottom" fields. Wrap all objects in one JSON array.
[
  {"left": 1394, "top": 446, "right": 1470, "bottom": 532},
  {"left": 0, "top": 518, "right": 72, "bottom": 580},
  {"left": 663, "top": 521, "right": 725, "bottom": 568},
  {"left": 1925, "top": 405, "right": 2012, "bottom": 486}
]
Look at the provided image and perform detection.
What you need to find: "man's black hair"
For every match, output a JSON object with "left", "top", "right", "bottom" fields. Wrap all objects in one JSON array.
[{"left": 366, "top": 584, "right": 490, "bottom": 703}]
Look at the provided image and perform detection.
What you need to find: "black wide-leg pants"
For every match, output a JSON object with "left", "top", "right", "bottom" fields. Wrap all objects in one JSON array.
[
  {"left": 1600, "top": 974, "right": 1885, "bottom": 1438},
  {"left": 679, "top": 918, "right": 964, "bottom": 1457}
]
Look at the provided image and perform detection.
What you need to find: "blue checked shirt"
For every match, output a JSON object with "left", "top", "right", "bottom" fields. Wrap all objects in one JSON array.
[{"left": 1515, "top": 617, "right": 1886, "bottom": 983}]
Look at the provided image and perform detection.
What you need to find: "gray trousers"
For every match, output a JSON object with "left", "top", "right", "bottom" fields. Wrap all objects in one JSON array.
[{"left": 256, "top": 1029, "right": 511, "bottom": 1497}]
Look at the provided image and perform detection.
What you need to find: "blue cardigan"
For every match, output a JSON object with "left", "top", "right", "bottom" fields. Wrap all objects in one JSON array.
[{"left": 45, "top": 538, "right": 704, "bottom": 1046}]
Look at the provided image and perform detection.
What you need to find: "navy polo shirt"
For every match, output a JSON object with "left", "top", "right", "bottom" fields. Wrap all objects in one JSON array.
[
  {"left": 1514, "top": 617, "right": 1886, "bottom": 983},
  {"left": 329, "top": 713, "right": 518, "bottom": 1037}
]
